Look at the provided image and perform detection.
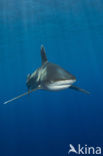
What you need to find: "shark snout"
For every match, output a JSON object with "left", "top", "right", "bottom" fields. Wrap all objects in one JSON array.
[
  {"left": 69, "top": 74, "right": 76, "bottom": 80},
  {"left": 68, "top": 74, "right": 76, "bottom": 83},
  {"left": 47, "top": 78, "right": 76, "bottom": 91},
  {"left": 64, "top": 78, "right": 76, "bottom": 85},
  {"left": 72, "top": 77, "right": 76, "bottom": 83}
]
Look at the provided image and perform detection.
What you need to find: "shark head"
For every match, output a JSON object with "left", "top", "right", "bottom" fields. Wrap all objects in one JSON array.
[{"left": 39, "top": 46, "right": 76, "bottom": 90}]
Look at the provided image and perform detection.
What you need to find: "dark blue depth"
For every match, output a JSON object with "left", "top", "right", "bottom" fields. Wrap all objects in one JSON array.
[{"left": 0, "top": 0, "right": 103, "bottom": 156}]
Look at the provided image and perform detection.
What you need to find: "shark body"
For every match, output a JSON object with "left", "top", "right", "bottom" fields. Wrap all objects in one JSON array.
[
  {"left": 4, "top": 45, "right": 89, "bottom": 104},
  {"left": 26, "top": 45, "right": 89, "bottom": 94}
]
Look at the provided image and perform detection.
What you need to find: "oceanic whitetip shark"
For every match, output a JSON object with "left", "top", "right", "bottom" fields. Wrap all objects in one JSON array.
[{"left": 4, "top": 45, "right": 90, "bottom": 104}]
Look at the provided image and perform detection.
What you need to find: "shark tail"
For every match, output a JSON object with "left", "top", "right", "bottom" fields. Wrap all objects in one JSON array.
[{"left": 70, "top": 85, "right": 90, "bottom": 95}]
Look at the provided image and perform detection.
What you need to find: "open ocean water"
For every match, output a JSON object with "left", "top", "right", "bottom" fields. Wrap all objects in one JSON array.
[{"left": 0, "top": 0, "right": 103, "bottom": 156}]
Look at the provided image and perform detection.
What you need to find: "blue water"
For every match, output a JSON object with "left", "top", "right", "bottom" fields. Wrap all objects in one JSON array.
[{"left": 0, "top": 0, "right": 103, "bottom": 156}]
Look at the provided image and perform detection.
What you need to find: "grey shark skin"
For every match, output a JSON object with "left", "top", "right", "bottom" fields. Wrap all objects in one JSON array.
[
  {"left": 26, "top": 45, "right": 90, "bottom": 94},
  {"left": 3, "top": 45, "right": 90, "bottom": 104}
]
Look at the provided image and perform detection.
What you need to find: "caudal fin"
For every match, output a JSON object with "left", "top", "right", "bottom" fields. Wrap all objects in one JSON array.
[{"left": 70, "top": 85, "right": 90, "bottom": 94}]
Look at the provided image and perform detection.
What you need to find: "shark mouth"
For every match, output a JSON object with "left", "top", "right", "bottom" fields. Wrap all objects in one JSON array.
[{"left": 47, "top": 79, "right": 76, "bottom": 91}]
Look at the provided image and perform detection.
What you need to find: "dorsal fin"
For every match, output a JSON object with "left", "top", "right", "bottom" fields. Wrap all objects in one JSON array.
[{"left": 41, "top": 45, "right": 48, "bottom": 65}]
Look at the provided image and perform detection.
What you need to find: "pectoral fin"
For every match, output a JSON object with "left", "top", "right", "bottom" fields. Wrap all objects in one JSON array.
[
  {"left": 70, "top": 85, "right": 90, "bottom": 94},
  {"left": 3, "top": 88, "right": 38, "bottom": 104}
]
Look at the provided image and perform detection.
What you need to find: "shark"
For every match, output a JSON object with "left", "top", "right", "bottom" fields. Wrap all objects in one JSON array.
[{"left": 4, "top": 45, "right": 90, "bottom": 104}]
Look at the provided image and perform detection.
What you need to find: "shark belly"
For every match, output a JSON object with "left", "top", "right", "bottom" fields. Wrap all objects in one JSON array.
[{"left": 46, "top": 79, "right": 76, "bottom": 91}]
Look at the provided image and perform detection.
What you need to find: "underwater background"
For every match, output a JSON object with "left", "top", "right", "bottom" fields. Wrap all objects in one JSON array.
[{"left": 0, "top": 0, "right": 103, "bottom": 156}]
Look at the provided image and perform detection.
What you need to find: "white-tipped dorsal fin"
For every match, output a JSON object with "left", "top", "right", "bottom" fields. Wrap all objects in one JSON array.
[{"left": 41, "top": 45, "right": 48, "bottom": 65}]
